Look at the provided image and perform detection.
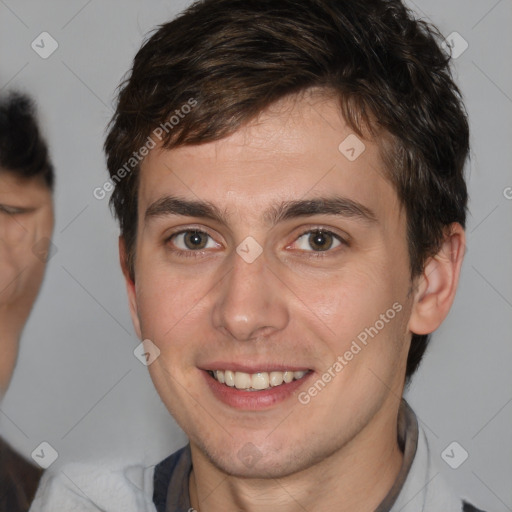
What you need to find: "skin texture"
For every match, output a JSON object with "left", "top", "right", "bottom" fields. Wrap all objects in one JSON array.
[
  {"left": 122, "top": 90, "right": 465, "bottom": 511},
  {"left": 0, "top": 170, "right": 53, "bottom": 395}
]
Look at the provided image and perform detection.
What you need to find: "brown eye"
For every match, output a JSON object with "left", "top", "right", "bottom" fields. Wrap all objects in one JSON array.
[
  {"left": 169, "top": 230, "right": 220, "bottom": 253},
  {"left": 308, "top": 231, "right": 334, "bottom": 251},
  {"left": 183, "top": 230, "right": 208, "bottom": 249},
  {"left": 292, "top": 229, "right": 344, "bottom": 253}
]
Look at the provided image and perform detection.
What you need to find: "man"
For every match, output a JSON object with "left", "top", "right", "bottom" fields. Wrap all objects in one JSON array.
[
  {"left": 0, "top": 92, "right": 54, "bottom": 511},
  {"left": 32, "top": 0, "right": 487, "bottom": 510}
]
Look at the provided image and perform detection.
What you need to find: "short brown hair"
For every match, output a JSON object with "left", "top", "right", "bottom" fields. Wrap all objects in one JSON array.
[{"left": 105, "top": 0, "right": 469, "bottom": 380}]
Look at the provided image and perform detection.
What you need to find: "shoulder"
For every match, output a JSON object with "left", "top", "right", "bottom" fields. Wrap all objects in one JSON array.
[
  {"left": 29, "top": 460, "right": 156, "bottom": 512},
  {"left": 462, "top": 501, "right": 488, "bottom": 512},
  {"left": 393, "top": 404, "right": 489, "bottom": 512},
  {"left": 153, "top": 445, "right": 192, "bottom": 511}
]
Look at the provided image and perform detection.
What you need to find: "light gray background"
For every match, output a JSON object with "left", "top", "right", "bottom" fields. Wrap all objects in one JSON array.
[{"left": 0, "top": 0, "right": 511, "bottom": 509}]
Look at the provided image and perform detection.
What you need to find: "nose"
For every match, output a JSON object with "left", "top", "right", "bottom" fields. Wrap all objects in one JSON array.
[{"left": 212, "top": 251, "right": 289, "bottom": 342}]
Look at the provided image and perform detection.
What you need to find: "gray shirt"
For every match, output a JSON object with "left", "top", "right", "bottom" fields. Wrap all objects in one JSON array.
[{"left": 30, "top": 400, "right": 486, "bottom": 511}]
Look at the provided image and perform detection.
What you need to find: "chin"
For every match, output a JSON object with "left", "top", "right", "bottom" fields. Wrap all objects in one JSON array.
[{"left": 198, "top": 436, "right": 329, "bottom": 480}]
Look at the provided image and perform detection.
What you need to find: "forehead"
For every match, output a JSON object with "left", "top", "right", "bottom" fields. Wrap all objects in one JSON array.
[{"left": 138, "top": 92, "right": 400, "bottom": 222}]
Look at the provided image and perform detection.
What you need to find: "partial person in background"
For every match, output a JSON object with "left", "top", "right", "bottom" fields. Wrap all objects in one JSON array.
[{"left": 0, "top": 92, "right": 54, "bottom": 511}]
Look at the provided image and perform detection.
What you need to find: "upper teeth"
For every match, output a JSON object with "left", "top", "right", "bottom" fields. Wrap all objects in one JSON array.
[{"left": 211, "top": 370, "right": 308, "bottom": 390}]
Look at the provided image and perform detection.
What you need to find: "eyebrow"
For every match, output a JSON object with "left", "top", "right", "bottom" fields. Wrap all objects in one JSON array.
[{"left": 144, "top": 195, "right": 377, "bottom": 226}]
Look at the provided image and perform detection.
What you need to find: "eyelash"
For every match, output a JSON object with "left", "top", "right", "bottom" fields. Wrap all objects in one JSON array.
[{"left": 165, "top": 227, "right": 348, "bottom": 259}]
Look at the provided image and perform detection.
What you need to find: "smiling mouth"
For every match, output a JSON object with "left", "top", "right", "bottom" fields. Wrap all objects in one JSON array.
[{"left": 207, "top": 369, "right": 311, "bottom": 391}]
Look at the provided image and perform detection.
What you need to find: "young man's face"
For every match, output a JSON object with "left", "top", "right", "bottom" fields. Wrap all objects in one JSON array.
[
  {"left": 0, "top": 171, "right": 53, "bottom": 393},
  {"left": 126, "top": 91, "right": 417, "bottom": 477}
]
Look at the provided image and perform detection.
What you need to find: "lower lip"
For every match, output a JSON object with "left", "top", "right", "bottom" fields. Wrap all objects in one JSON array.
[{"left": 202, "top": 370, "right": 313, "bottom": 411}]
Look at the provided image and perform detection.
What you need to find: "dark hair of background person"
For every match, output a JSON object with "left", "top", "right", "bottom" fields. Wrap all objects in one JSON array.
[
  {"left": 0, "top": 91, "right": 54, "bottom": 189},
  {"left": 104, "top": 0, "right": 470, "bottom": 382}
]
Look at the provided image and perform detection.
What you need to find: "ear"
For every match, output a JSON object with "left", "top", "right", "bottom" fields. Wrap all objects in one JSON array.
[
  {"left": 408, "top": 223, "right": 466, "bottom": 335},
  {"left": 119, "top": 236, "right": 142, "bottom": 339}
]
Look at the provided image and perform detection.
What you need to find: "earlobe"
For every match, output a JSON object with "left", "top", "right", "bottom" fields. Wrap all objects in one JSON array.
[
  {"left": 408, "top": 223, "right": 466, "bottom": 335},
  {"left": 119, "top": 236, "right": 142, "bottom": 339}
]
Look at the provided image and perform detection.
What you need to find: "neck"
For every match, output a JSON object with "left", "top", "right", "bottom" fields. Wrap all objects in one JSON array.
[{"left": 189, "top": 400, "right": 404, "bottom": 512}]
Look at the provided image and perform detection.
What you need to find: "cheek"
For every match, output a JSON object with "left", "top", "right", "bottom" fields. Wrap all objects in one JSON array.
[
  {"left": 135, "top": 263, "right": 211, "bottom": 343},
  {"left": 292, "top": 263, "right": 390, "bottom": 328},
  {"left": 289, "top": 260, "right": 408, "bottom": 368},
  {"left": 0, "top": 216, "right": 27, "bottom": 245},
  {"left": 40, "top": 208, "right": 55, "bottom": 238}
]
